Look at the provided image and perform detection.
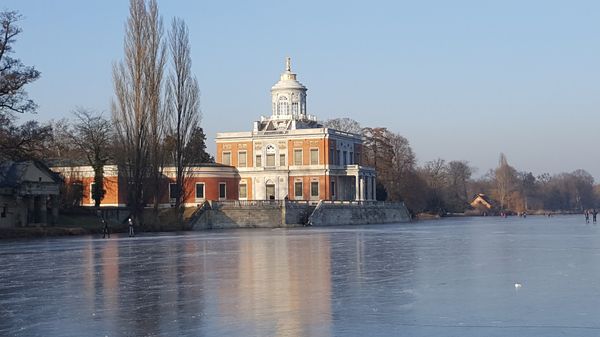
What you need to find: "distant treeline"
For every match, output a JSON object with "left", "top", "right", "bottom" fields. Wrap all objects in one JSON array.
[{"left": 324, "top": 118, "right": 599, "bottom": 214}]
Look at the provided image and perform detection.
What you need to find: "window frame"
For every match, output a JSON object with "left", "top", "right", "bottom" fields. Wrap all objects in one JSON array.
[
  {"left": 169, "top": 183, "right": 179, "bottom": 200},
  {"left": 310, "top": 181, "right": 319, "bottom": 198},
  {"left": 266, "top": 153, "right": 276, "bottom": 167},
  {"left": 90, "top": 182, "right": 96, "bottom": 201},
  {"left": 222, "top": 151, "right": 231, "bottom": 165},
  {"left": 279, "top": 153, "right": 286, "bottom": 166},
  {"left": 294, "top": 181, "right": 303, "bottom": 199},
  {"left": 195, "top": 182, "right": 205, "bottom": 200},
  {"left": 239, "top": 183, "right": 247, "bottom": 199},
  {"left": 238, "top": 150, "right": 247, "bottom": 167},
  {"left": 310, "top": 148, "right": 319, "bottom": 165},
  {"left": 219, "top": 182, "right": 227, "bottom": 200},
  {"left": 329, "top": 148, "right": 335, "bottom": 165},
  {"left": 294, "top": 149, "right": 303, "bottom": 166},
  {"left": 255, "top": 154, "right": 262, "bottom": 167}
]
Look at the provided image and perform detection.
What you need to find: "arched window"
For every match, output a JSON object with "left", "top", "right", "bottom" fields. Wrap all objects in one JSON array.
[
  {"left": 278, "top": 96, "right": 289, "bottom": 115},
  {"left": 265, "top": 144, "right": 277, "bottom": 166}
]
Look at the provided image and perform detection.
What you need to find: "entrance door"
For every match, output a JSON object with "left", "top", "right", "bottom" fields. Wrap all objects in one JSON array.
[{"left": 266, "top": 184, "right": 276, "bottom": 200}]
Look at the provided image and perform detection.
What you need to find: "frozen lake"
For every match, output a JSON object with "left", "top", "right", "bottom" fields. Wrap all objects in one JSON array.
[{"left": 1, "top": 215, "right": 600, "bottom": 336}]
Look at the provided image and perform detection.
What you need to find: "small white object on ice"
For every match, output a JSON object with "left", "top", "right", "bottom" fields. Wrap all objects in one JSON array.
[{"left": 514, "top": 283, "right": 522, "bottom": 289}]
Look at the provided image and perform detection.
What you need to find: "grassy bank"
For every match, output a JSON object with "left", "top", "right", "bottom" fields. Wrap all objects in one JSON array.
[{"left": 0, "top": 207, "right": 198, "bottom": 239}]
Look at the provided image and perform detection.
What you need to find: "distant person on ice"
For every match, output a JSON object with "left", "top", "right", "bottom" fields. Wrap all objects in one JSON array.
[
  {"left": 593, "top": 210, "right": 598, "bottom": 224},
  {"left": 585, "top": 210, "right": 590, "bottom": 224},
  {"left": 98, "top": 210, "right": 110, "bottom": 239},
  {"left": 128, "top": 217, "right": 135, "bottom": 237}
]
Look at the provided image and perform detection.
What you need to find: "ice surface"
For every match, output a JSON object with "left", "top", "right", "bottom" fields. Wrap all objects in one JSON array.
[{"left": 2, "top": 215, "right": 600, "bottom": 336}]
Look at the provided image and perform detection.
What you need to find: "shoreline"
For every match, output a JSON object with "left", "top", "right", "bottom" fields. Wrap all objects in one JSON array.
[{"left": 0, "top": 212, "right": 585, "bottom": 240}]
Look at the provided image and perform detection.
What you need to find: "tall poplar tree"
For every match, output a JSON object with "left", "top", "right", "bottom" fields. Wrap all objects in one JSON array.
[
  {"left": 166, "top": 17, "right": 201, "bottom": 218},
  {"left": 112, "top": 0, "right": 165, "bottom": 223}
]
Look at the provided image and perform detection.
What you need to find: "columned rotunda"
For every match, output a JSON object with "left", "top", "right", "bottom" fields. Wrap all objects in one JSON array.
[{"left": 216, "top": 58, "right": 376, "bottom": 201}]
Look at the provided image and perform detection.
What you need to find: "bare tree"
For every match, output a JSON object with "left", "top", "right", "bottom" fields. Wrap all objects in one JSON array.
[
  {"left": 420, "top": 158, "right": 447, "bottom": 213},
  {"left": 112, "top": 0, "right": 165, "bottom": 223},
  {"left": 445, "top": 160, "right": 472, "bottom": 212},
  {"left": 145, "top": 1, "right": 167, "bottom": 212},
  {"left": 0, "top": 10, "right": 40, "bottom": 116},
  {"left": 166, "top": 17, "right": 201, "bottom": 216},
  {"left": 361, "top": 127, "right": 426, "bottom": 210},
  {"left": 0, "top": 117, "right": 52, "bottom": 160},
  {"left": 494, "top": 153, "right": 517, "bottom": 210},
  {"left": 69, "top": 108, "right": 113, "bottom": 207},
  {"left": 323, "top": 117, "right": 362, "bottom": 134}
]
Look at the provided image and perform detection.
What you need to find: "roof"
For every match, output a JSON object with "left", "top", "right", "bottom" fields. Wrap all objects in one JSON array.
[
  {"left": 271, "top": 57, "right": 307, "bottom": 91},
  {"left": 470, "top": 193, "right": 495, "bottom": 208},
  {"left": 0, "top": 160, "right": 63, "bottom": 188},
  {"left": 46, "top": 158, "right": 118, "bottom": 167}
]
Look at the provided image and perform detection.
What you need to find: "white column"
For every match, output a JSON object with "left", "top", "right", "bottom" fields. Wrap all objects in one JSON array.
[
  {"left": 355, "top": 175, "right": 360, "bottom": 201},
  {"left": 372, "top": 177, "right": 376, "bottom": 201},
  {"left": 360, "top": 177, "right": 365, "bottom": 201}
]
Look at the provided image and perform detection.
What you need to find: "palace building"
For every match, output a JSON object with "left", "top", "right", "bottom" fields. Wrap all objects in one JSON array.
[
  {"left": 49, "top": 58, "right": 376, "bottom": 208},
  {"left": 215, "top": 58, "right": 376, "bottom": 201}
]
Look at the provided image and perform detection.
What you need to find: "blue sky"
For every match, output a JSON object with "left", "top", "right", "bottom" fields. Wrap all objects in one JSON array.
[{"left": 4, "top": 0, "right": 600, "bottom": 179}]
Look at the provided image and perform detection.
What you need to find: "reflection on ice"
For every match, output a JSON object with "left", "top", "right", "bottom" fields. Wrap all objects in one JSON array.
[{"left": 2, "top": 215, "right": 600, "bottom": 336}]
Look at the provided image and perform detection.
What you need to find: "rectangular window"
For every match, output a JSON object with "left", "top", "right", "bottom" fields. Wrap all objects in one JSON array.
[
  {"left": 279, "top": 154, "right": 286, "bottom": 166},
  {"left": 195, "top": 183, "right": 205, "bottom": 199},
  {"left": 169, "top": 183, "right": 179, "bottom": 199},
  {"left": 256, "top": 155, "right": 262, "bottom": 167},
  {"left": 238, "top": 151, "right": 247, "bottom": 167},
  {"left": 329, "top": 149, "right": 335, "bottom": 165},
  {"left": 1, "top": 205, "right": 7, "bottom": 218},
  {"left": 343, "top": 151, "right": 347, "bottom": 165},
  {"left": 336, "top": 150, "right": 341, "bottom": 165},
  {"left": 90, "top": 182, "right": 97, "bottom": 200},
  {"left": 219, "top": 183, "right": 226, "bottom": 199},
  {"left": 330, "top": 181, "right": 336, "bottom": 197},
  {"left": 239, "top": 183, "right": 247, "bottom": 199},
  {"left": 311, "top": 181, "right": 319, "bottom": 197},
  {"left": 266, "top": 153, "right": 275, "bottom": 167},
  {"left": 222, "top": 152, "right": 231, "bottom": 165},
  {"left": 294, "top": 149, "right": 303, "bottom": 165},
  {"left": 355, "top": 152, "right": 360, "bottom": 165},
  {"left": 349, "top": 152, "right": 353, "bottom": 165},
  {"left": 294, "top": 181, "right": 303, "bottom": 199},
  {"left": 310, "top": 149, "right": 319, "bottom": 165}
]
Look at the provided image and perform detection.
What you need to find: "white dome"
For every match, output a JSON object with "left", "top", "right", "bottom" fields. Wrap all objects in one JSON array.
[
  {"left": 270, "top": 57, "right": 308, "bottom": 120},
  {"left": 271, "top": 57, "right": 307, "bottom": 91},
  {"left": 271, "top": 71, "right": 307, "bottom": 91}
]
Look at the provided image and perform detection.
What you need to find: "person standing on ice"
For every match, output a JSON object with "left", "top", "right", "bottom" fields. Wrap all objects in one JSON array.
[
  {"left": 98, "top": 210, "right": 110, "bottom": 239},
  {"left": 585, "top": 210, "right": 590, "bottom": 224},
  {"left": 101, "top": 217, "right": 110, "bottom": 239},
  {"left": 593, "top": 209, "right": 598, "bottom": 224},
  {"left": 128, "top": 217, "right": 135, "bottom": 237}
]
